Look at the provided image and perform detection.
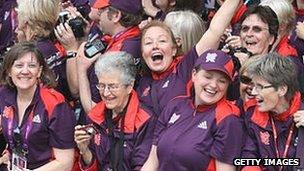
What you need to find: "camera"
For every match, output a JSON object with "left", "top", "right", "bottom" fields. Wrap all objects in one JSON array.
[
  {"left": 84, "top": 35, "right": 107, "bottom": 58},
  {"left": 80, "top": 124, "right": 98, "bottom": 135},
  {"left": 58, "top": 11, "right": 86, "bottom": 38},
  {"left": 69, "top": 16, "right": 86, "bottom": 38}
]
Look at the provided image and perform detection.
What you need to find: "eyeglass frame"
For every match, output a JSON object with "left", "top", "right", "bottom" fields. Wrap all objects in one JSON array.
[
  {"left": 240, "top": 25, "right": 269, "bottom": 33},
  {"left": 96, "top": 82, "right": 128, "bottom": 93},
  {"left": 240, "top": 75, "right": 253, "bottom": 85},
  {"left": 252, "top": 83, "right": 274, "bottom": 93}
]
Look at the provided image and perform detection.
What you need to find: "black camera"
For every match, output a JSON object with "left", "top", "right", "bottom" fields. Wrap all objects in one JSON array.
[
  {"left": 58, "top": 12, "right": 86, "bottom": 38},
  {"left": 84, "top": 35, "right": 107, "bottom": 58},
  {"left": 69, "top": 16, "right": 86, "bottom": 38}
]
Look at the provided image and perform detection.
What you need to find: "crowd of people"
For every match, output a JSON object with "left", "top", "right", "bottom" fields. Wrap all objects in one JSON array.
[{"left": 0, "top": 0, "right": 304, "bottom": 170}]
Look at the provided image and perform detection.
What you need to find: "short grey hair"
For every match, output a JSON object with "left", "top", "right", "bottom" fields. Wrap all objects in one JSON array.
[
  {"left": 95, "top": 51, "right": 137, "bottom": 85},
  {"left": 247, "top": 53, "right": 299, "bottom": 101}
]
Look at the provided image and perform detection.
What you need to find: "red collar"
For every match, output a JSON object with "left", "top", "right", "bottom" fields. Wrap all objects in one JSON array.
[
  {"left": 151, "top": 56, "right": 183, "bottom": 80},
  {"left": 244, "top": 98, "right": 257, "bottom": 111},
  {"left": 107, "top": 26, "right": 140, "bottom": 51},
  {"left": 251, "top": 92, "right": 301, "bottom": 128},
  {"left": 88, "top": 90, "right": 150, "bottom": 133},
  {"left": 276, "top": 35, "right": 298, "bottom": 57}
]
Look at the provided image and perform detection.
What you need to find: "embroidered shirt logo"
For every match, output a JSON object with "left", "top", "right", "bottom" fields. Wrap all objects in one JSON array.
[
  {"left": 168, "top": 113, "right": 180, "bottom": 124},
  {"left": 260, "top": 131, "right": 270, "bottom": 145},
  {"left": 162, "top": 80, "right": 170, "bottom": 88},
  {"left": 94, "top": 133, "right": 101, "bottom": 145},
  {"left": 198, "top": 121, "right": 207, "bottom": 129},
  {"left": 32, "top": 115, "right": 41, "bottom": 123},
  {"left": 142, "top": 86, "right": 150, "bottom": 97},
  {"left": 3, "top": 106, "right": 13, "bottom": 119},
  {"left": 206, "top": 53, "right": 217, "bottom": 63},
  {"left": 294, "top": 136, "right": 298, "bottom": 147},
  {"left": 4, "top": 11, "right": 9, "bottom": 21}
]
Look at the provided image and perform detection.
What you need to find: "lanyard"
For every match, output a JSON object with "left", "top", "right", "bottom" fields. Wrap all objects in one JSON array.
[
  {"left": 8, "top": 105, "right": 35, "bottom": 151},
  {"left": 270, "top": 117, "right": 294, "bottom": 171}
]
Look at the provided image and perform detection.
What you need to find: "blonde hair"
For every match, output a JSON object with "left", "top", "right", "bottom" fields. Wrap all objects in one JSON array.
[
  {"left": 17, "top": 0, "right": 60, "bottom": 38},
  {"left": 164, "top": 10, "right": 206, "bottom": 54},
  {"left": 259, "top": 0, "right": 295, "bottom": 33}
]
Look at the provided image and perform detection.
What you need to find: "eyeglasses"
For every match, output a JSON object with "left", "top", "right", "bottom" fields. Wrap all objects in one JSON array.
[
  {"left": 96, "top": 83, "right": 125, "bottom": 93},
  {"left": 240, "top": 75, "right": 252, "bottom": 85},
  {"left": 240, "top": 25, "right": 269, "bottom": 33},
  {"left": 252, "top": 84, "right": 273, "bottom": 93}
]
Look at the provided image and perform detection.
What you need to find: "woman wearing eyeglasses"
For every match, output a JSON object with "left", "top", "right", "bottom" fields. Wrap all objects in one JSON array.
[
  {"left": 74, "top": 51, "right": 155, "bottom": 171},
  {"left": 241, "top": 53, "right": 303, "bottom": 171},
  {"left": 0, "top": 42, "right": 76, "bottom": 170}
]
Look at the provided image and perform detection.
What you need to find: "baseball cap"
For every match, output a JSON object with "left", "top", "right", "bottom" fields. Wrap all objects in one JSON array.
[
  {"left": 194, "top": 49, "right": 235, "bottom": 81},
  {"left": 90, "top": 0, "right": 142, "bottom": 15},
  {"left": 90, "top": 0, "right": 109, "bottom": 9}
]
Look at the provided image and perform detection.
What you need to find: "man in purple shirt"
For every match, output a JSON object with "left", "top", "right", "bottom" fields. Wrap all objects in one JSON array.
[{"left": 77, "top": 0, "right": 143, "bottom": 113}]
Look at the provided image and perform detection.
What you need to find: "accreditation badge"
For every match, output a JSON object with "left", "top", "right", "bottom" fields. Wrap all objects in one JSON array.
[{"left": 11, "top": 152, "right": 28, "bottom": 171}]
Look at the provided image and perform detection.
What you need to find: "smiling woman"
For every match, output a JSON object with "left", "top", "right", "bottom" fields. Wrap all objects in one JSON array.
[
  {"left": 0, "top": 42, "right": 76, "bottom": 171},
  {"left": 142, "top": 49, "right": 244, "bottom": 171},
  {"left": 74, "top": 51, "right": 155, "bottom": 171},
  {"left": 241, "top": 53, "right": 303, "bottom": 171}
]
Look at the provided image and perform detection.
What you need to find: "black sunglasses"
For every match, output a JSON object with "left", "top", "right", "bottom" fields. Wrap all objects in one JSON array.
[{"left": 240, "top": 75, "right": 252, "bottom": 85}]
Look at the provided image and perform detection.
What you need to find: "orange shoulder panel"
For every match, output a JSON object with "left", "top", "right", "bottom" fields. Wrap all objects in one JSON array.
[
  {"left": 215, "top": 99, "right": 240, "bottom": 125},
  {"left": 88, "top": 102, "right": 106, "bottom": 125},
  {"left": 40, "top": 87, "right": 65, "bottom": 118},
  {"left": 206, "top": 158, "right": 216, "bottom": 171}
]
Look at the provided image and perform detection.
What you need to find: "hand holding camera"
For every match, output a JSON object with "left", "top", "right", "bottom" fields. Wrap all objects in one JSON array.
[{"left": 84, "top": 34, "right": 107, "bottom": 58}]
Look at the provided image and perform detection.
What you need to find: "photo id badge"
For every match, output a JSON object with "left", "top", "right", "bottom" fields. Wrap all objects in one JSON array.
[{"left": 12, "top": 152, "right": 28, "bottom": 171}]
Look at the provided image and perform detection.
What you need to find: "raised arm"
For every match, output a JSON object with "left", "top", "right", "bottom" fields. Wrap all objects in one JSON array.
[
  {"left": 195, "top": 0, "right": 241, "bottom": 56},
  {"left": 77, "top": 43, "right": 99, "bottom": 113}
]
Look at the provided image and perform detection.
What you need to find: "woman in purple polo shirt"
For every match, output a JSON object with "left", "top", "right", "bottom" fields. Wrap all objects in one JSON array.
[
  {"left": 241, "top": 53, "right": 303, "bottom": 171},
  {"left": 74, "top": 51, "right": 155, "bottom": 171},
  {"left": 142, "top": 50, "right": 244, "bottom": 171},
  {"left": 0, "top": 42, "right": 76, "bottom": 170},
  {"left": 137, "top": 0, "right": 242, "bottom": 116}
]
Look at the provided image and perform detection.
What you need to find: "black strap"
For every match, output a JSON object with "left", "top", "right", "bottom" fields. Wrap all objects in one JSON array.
[
  {"left": 294, "top": 127, "right": 304, "bottom": 171},
  {"left": 105, "top": 100, "right": 129, "bottom": 171}
]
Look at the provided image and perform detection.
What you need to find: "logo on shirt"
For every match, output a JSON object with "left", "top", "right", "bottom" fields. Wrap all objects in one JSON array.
[
  {"left": 32, "top": 115, "right": 41, "bottom": 123},
  {"left": 294, "top": 136, "right": 298, "bottom": 147},
  {"left": 168, "top": 113, "right": 180, "bottom": 124},
  {"left": 94, "top": 133, "right": 101, "bottom": 145},
  {"left": 3, "top": 106, "right": 13, "bottom": 119},
  {"left": 206, "top": 53, "right": 217, "bottom": 63},
  {"left": 4, "top": 11, "right": 10, "bottom": 21},
  {"left": 142, "top": 86, "right": 151, "bottom": 97},
  {"left": 162, "top": 80, "right": 170, "bottom": 88},
  {"left": 259, "top": 131, "right": 270, "bottom": 145},
  {"left": 197, "top": 121, "right": 207, "bottom": 129}
]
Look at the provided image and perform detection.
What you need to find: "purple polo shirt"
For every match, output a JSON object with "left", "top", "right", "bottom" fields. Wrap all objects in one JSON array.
[
  {"left": 289, "top": 14, "right": 304, "bottom": 63},
  {"left": 80, "top": 91, "right": 155, "bottom": 171},
  {"left": 36, "top": 39, "right": 74, "bottom": 101},
  {"left": 0, "top": 0, "right": 16, "bottom": 53},
  {"left": 0, "top": 86, "right": 76, "bottom": 170},
  {"left": 154, "top": 93, "right": 244, "bottom": 171},
  {"left": 88, "top": 27, "right": 142, "bottom": 103},
  {"left": 242, "top": 93, "right": 303, "bottom": 171},
  {"left": 137, "top": 47, "right": 198, "bottom": 116}
]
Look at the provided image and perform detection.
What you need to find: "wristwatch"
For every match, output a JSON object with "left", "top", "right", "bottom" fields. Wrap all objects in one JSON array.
[{"left": 66, "top": 51, "right": 77, "bottom": 59}]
